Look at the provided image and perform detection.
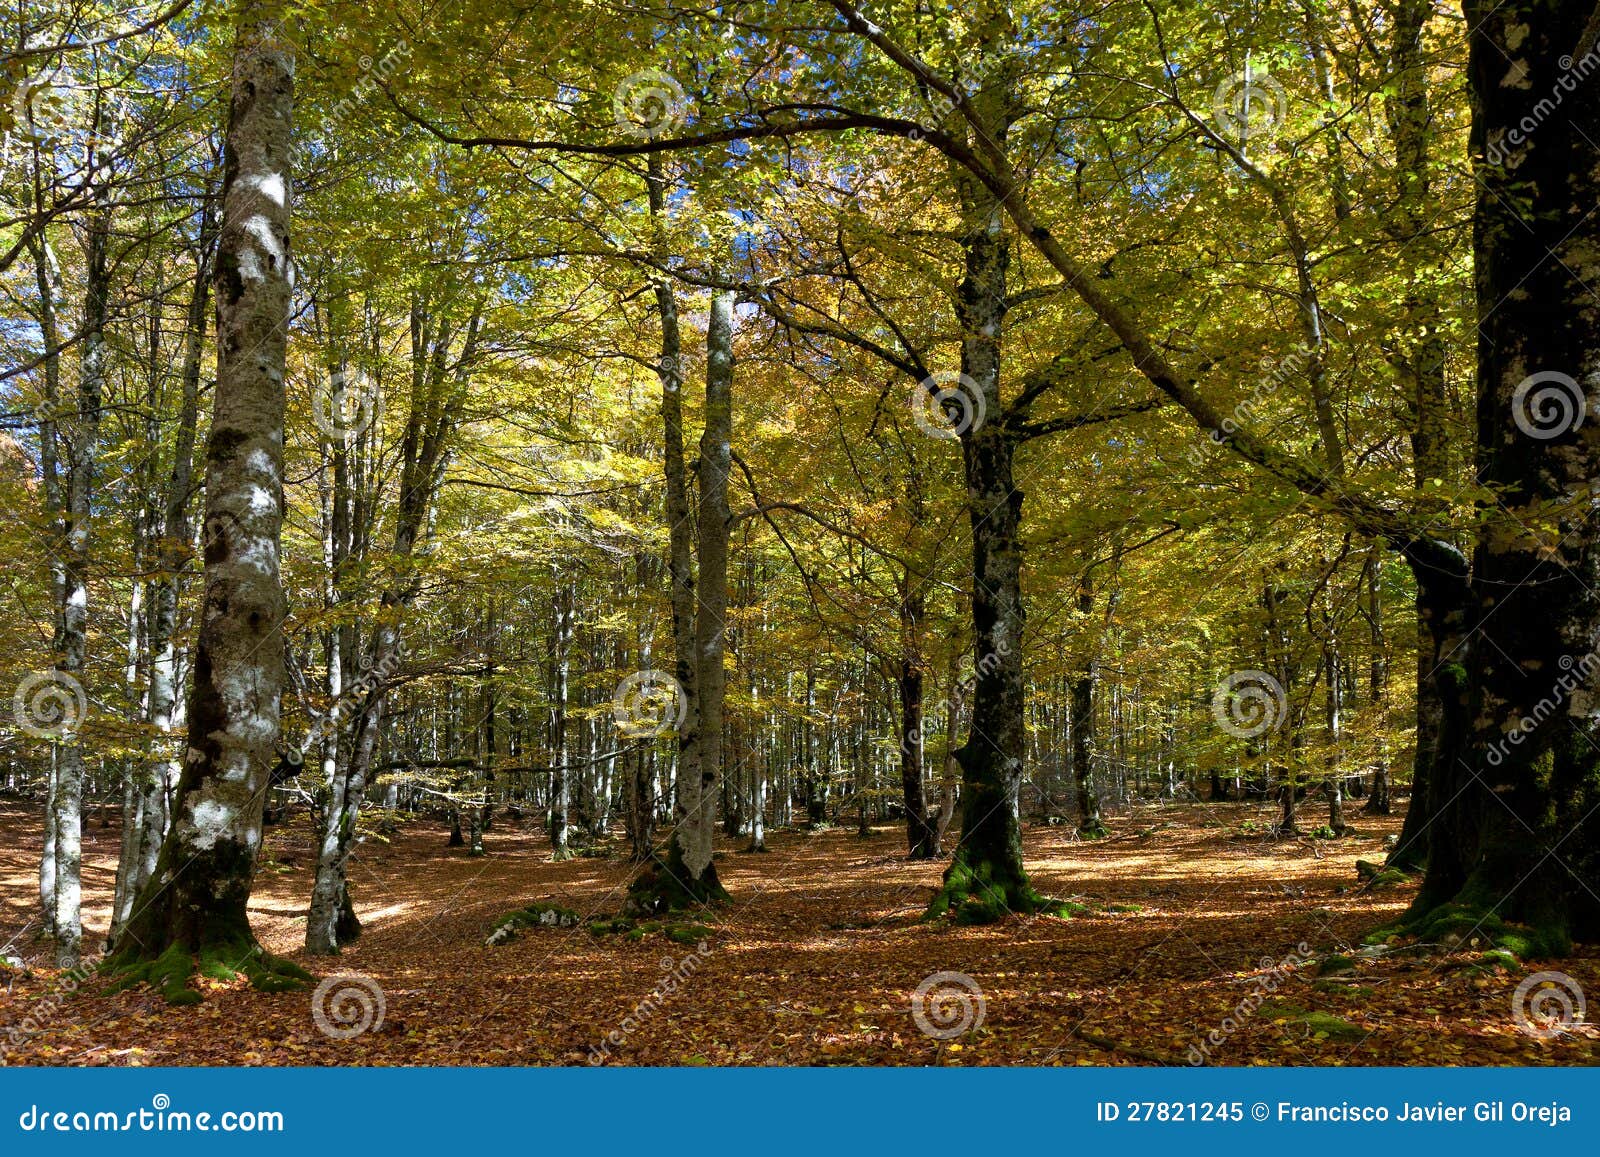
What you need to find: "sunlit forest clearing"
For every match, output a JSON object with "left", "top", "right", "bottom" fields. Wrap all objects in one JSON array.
[{"left": 3, "top": 0, "right": 1600, "bottom": 1068}]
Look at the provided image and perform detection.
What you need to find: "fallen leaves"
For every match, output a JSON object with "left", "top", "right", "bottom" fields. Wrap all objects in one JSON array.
[{"left": 0, "top": 799, "right": 1596, "bottom": 1066}]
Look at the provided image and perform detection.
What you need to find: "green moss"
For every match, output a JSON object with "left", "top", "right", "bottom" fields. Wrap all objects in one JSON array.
[
  {"left": 1301, "top": 1011, "right": 1366, "bottom": 1041},
  {"left": 103, "top": 938, "right": 307, "bottom": 1004},
  {"left": 1366, "top": 868, "right": 1410, "bottom": 889},
  {"left": 1312, "top": 980, "right": 1374, "bottom": 996},
  {"left": 662, "top": 923, "right": 713, "bottom": 946},
  {"left": 624, "top": 842, "right": 730, "bottom": 916},
  {"left": 487, "top": 902, "right": 582, "bottom": 944},
  {"left": 1317, "top": 954, "right": 1356, "bottom": 977}
]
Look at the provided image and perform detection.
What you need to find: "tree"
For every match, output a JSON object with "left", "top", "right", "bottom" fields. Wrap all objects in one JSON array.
[{"left": 109, "top": 2, "right": 311, "bottom": 997}]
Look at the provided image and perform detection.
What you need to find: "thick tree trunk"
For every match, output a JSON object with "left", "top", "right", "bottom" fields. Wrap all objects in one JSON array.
[
  {"left": 628, "top": 267, "right": 730, "bottom": 910},
  {"left": 1399, "top": 0, "right": 1600, "bottom": 948},
  {"left": 928, "top": 121, "right": 1054, "bottom": 920},
  {"left": 681, "top": 288, "right": 735, "bottom": 884},
  {"left": 111, "top": 7, "right": 309, "bottom": 997}
]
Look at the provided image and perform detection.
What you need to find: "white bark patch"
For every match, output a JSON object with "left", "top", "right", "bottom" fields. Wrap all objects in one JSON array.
[
  {"left": 247, "top": 173, "right": 286, "bottom": 207},
  {"left": 186, "top": 799, "right": 234, "bottom": 849},
  {"left": 241, "top": 215, "right": 284, "bottom": 274}
]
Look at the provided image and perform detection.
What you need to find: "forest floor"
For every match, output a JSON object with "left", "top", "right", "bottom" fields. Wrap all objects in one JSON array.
[{"left": 2, "top": 797, "right": 1596, "bottom": 1066}]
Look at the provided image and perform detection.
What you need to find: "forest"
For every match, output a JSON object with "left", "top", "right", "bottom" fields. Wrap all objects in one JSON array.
[{"left": 0, "top": 0, "right": 1597, "bottom": 1068}]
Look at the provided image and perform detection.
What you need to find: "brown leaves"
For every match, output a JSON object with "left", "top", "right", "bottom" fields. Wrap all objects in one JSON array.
[{"left": 1, "top": 799, "right": 1596, "bottom": 1067}]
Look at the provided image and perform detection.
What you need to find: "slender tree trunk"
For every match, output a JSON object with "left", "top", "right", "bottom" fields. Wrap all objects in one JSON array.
[
  {"left": 548, "top": 579, "right": 573, "bottom": 859},
  {"left": 113, "top": 210, "right": 214, "bottom": 942},
  {"left": 48, "top": 195, "right": 111, "bottom": 965}
]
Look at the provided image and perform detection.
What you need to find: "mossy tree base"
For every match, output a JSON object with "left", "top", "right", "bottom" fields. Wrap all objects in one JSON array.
[
  {"left": 924, "top": 845, "right": 1076, "bottom": 925},
  {"left": 623, "top": 840, "right": 730, "bottom": 916},
  {"left": 1366, "top": 897, "right": 1571, "bottom": 962},
  {"left": 1077, "top": 818, "right": 1109, "bottom": 840},
  {"left": 103, "top": 938, "right": 312, "bottom": 1005}
]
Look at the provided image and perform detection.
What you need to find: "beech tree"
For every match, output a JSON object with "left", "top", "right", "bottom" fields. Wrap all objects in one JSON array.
[{"left": 108, "top": 1, "right": 311, "bottom": 996}]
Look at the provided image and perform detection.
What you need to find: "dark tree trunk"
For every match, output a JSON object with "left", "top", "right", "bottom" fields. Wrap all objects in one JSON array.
[{"left": 1400, "top": 0, "right": 1600, "bottom": 948}]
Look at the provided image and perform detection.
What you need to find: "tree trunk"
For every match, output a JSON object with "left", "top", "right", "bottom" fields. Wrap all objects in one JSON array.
[
  {"left": 897, "top": 588, "right": 937, "bottom": 858},
  {"left": 111, "top": 7, "right": 309, "bottom": 997},
  {"left": 548, "top": 579, "right": 573, "bottom": 859},
  {"left": 45, "top": 195, "right": 110, "bottom": 966},
  {"left": 928, "top": 96, "right": 1053, "bottom": 919},
  {"left": 1391, "top": 0, "right": 1600, "bottom": 950}
]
